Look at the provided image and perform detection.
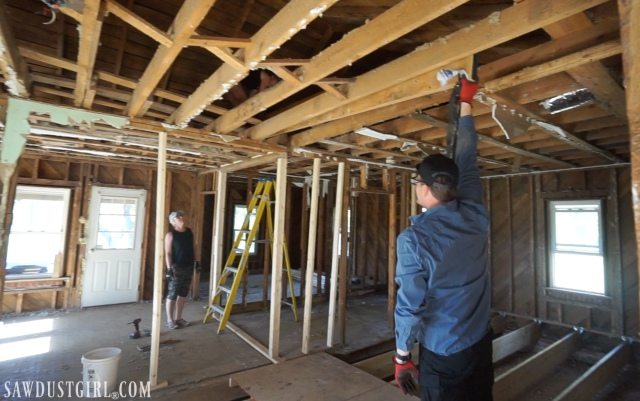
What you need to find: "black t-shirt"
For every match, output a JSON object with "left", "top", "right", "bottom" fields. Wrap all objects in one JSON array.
[{"left": 171, "top": 228, "right": 194, "bottom": 269}]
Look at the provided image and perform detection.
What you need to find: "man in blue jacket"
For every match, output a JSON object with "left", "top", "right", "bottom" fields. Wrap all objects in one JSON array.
[{"left": 393, "top": 77, "right": 493, "bottom": 401}]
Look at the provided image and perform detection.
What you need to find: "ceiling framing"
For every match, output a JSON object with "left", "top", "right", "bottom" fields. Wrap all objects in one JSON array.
[{"left": 0, "top": 0, "right": 636, "bottom": 176}]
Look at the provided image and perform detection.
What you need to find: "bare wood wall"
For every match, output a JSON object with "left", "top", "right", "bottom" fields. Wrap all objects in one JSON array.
[
  {"left": 2, "top": 155, "right": 201, "bottom": 312},
  {"left": 486, "top": 167, "right": 638, "bottom": 337}
]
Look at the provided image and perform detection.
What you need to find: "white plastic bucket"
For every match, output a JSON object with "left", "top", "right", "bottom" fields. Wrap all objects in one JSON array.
[{"left": 81, "top": 347, "right": 121, "bottom": 398}]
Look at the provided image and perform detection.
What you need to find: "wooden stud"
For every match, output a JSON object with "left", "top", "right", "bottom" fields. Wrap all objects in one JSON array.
[
  {"left": 338, "top": 162, "right": 350, "bottom": 344},
  {"left": 385, "top": 169, "right": 397, "bottom": 326},
  {"left": 126, "top": 0, "right": 216, "bottom": 117},
  {"left": 139, "top": 170, "right": 153, "bottom": 300},
  {"left": 149, "top": 131, "right": 167, "bottom": 388},
  {"left": 327, "top": 162, "right": 345, "bottom": 347},
  {"left": 494, "top": 331, "right": 581, "bottom": 401},
  {"left": 210, "top": 171, "right": 227, "bottom": 301},
  {"left": 302, "top": 158, "right": 321, "bottom": 354},
  {"left": 269, "top": 157, "right": 287, "bottom": 359},
  {"left": 0, "top": 5, "right": 30, "bottom": 97},
  {"left": 617, "top": 0, "right": 640, "bottom": 336},
  {"left": 105, "top": 0, "right": 173, "bottom": 47},
  {"left": 75, "top": 0, "right": 104, "bottom": 108}
]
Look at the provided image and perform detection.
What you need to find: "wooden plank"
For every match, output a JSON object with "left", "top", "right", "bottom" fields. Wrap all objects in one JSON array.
[
  {"left": 338, "top": 162, "right": 350, "bottom": 344},
  {"left": 0, "top": 5, "right": 30, "bottom": 97},
  {"left": 302, "top": 158, "right": 321, "bottom": 354},
  {"left": 493, "top": 331, "right": 582, "bottom": 401},
  {"left": 104, "top": 0, "right": 172, "bottom": 47},
  {"left": 553, "top": 342, "right": 630, "bottom": 401},
  {"left": 18, "top": 46, "right": 78, "bottom": 72},
  {"left": 126, "top": 0, "right": 216, "bottom": 117},
  {"left": 210, "top": 0, "right": 470, "bottom": 134},
  {"left": 618, "top": 0, "right": 640, "bottom": 338},
  {"left": 217, "top": 152, "right": 284, "bottom": 173},
  {"left": 187, "top": 35, "right": 251, "bottom": 48},
  {"left": 269, "top": 158, "right": 287, "bottom": 359},
  {"left": 246, "top": 0, "right": 609, "bottom": 141},
  {"left": 74, "top": 0, "right": 104, "bottom": 108},
  {"left": 385, "top": 169, "right": 397, "bottom": 326},
  {"left": 149, "top": 131, "right": 167, "bottom": 388},
  {"left": 231, "top": 352, "right": 416, "bottom": 401},
  {"left": 483, "top": 40, "right": 622, "bottom": 93},
  {"left": 327, "top": 162, "right": 345, "bottom": 347},
  {"left": 493, "top": 322, "right": 541, "bottom": 364},
  {"left": 170, "top": 0, "right": 338, "bottom": 127}
]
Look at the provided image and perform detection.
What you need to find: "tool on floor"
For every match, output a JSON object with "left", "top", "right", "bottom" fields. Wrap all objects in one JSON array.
[
  {"left": 203, "top": 179, "right": 298, "bottom": 333},
  {"left": 127, "top": 318, "right": 149, "bottom": 339},
  {"left": 137, "top": 339, "right": 180, "bottom": 352}
]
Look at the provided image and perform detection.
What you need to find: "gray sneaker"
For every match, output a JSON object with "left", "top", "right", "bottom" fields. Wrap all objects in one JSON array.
[
  {"left": 167, "top": 320, "right": 179, "bottom": 330},
  {"left": 176, "top": 319, "right": 190, "bottom": 328}
]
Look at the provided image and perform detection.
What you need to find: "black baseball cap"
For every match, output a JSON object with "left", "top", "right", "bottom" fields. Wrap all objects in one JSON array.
[{"left": 415, "top": 154, "right": 459, "bottom": 188}]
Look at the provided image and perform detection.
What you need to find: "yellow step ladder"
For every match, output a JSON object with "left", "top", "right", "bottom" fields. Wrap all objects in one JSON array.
[{"left": 203, "top": 180, "right": 298, "bottom": 333}]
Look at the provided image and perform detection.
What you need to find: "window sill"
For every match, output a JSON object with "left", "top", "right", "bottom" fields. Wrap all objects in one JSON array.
[{"left": 543, "top": 287, "right": 611, "bottom": 308}]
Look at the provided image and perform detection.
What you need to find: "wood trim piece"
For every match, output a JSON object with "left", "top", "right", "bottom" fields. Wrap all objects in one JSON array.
[{"left": 494, "top": 331, "right": 582, "bottom": 401}]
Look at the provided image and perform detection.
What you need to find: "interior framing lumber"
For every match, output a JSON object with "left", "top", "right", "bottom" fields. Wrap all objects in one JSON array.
[
  {"left": 0, "top": 5, "right": 30, "bottom": 97},
  {"left": 74, "top": 0, "right": 104, "bottom": 108},
  {"left": 493, "top": 331, "right": 582, "bottom": 401},
  {"left": 492, "top": 321, "right": 542, "bottom": 364}
]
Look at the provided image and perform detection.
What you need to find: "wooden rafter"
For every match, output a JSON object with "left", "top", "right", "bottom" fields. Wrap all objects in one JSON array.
[
  {"left": 104, "top": 0, "right": 172, "bottom": 47},
  {"left": 246, "top": 0, "right": 610, "bottom": 142},
  {"left": 187, "top": 36, "right": 251, "bottom": 49},
  {"left": 0, "top": 5, "right": 30, "bottom": 97},
  {"left": 169, "top": 0, "right": 339, "bottom": 127},
  {"left": 126, "top": 0, "right": 216, "bottom": 117},
  {"left": 74, "top": 0, "right": 104, "bottom": 108},
  {"left": 206, "top": 0, "right": 472, "bottom": 134}
]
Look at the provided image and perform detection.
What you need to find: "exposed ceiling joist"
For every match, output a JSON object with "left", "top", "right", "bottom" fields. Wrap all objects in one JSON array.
[
  {"left": 205, "top": 0, "right": 472, "bottom": 134},
  {"left": 126, "top": 0, "right": 217, "bottom": 117},
  {"left": 0, "top": 5, "right": 30, "bottom": 97},
  {"left": 168, "top": 0, "right": 339, "bottom": 127},
  {"left": 246, "top": 0, "right": 610, "bottom": 142},
  {"left": 104, "top": 0, "right": 173, "bottom": 47},
  {"left": 74, "top": 0, "right": 104, "bottom": 108}
]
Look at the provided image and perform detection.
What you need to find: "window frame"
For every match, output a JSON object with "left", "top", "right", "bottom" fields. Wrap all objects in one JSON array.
[{"left": 547, "top": 198, "right": 606, "bottom": 296}]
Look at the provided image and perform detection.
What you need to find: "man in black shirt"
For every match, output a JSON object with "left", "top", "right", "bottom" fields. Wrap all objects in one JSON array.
[{"left": 165, "top": 210, "right": 195, "bottom": 330}]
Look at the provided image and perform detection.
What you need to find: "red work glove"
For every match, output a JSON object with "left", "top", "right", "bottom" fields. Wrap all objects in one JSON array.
[
  {"left": 393, "top": 356, "right": 419, "bottom": 396},
  {"left": 459, "top": 76, "right": 479, "bottom": 104}
]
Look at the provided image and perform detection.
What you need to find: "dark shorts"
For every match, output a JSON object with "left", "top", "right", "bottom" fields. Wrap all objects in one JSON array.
[
  {"left": 419, "top": 330, "right": 494, "bottom": 401},
  {"left": 166, "top": 266, "right": 193, "bottom": 300}
]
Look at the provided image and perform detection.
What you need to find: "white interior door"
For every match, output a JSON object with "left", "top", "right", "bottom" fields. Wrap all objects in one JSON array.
[{"left": 81, "top": 186, "right": 146, "bottom": 307}]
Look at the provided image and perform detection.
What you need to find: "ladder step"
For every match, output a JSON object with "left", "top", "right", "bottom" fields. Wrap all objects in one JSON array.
[
  {"left": 211, "top": 305, "right": 225, "bottom": 314},
  {"left": 225, "top": 267, "right": 239, "bottom": 274},
  {"left": 237, "top": 229, "right": 250, "bottom": 233},
  {"left": 282, "top": 300, "right": 293, "bottom": 307},
  {"left": 218, "top": 285, "right": 232, "bottom": 294}
]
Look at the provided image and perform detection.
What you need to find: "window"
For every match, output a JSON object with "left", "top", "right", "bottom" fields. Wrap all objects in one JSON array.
[
  {"left": 548, "top": 200, "right": 605, "bottom": 294},
  {"left": 233, "top": 205, "right": 256, "bottom": 254},
  {"left": 95, "top": 196, "right": 138, "bottom": 250},
  {"left": 6, "top": 186, "right": 71, "bottom": 279}
]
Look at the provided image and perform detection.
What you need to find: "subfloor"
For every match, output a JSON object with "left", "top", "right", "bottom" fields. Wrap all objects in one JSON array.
[{"left": 0, "top": 291, "right": 393, "bottom": 400}]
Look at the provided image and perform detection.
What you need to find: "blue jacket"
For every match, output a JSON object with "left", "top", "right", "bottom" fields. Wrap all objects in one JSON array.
[{"left": 394, "top": 116, "right": 491, "bottom": 356}]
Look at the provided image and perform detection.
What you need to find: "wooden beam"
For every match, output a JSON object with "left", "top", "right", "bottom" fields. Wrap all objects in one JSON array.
[
  {"left": 493, "top": 331, "right": 581, "bottom": 401},
  {"left": 169, "top": 0, "right": 338, "bottom": 127},
  {"left": 552, "top": 342, "right": 631, "bottom": 401},
  {"left": 209, "top": 171, "right": 227, "bottom": 305},
  {"left": 0, "top": 5, "right": 30, "bottom": 97},
  {"left": 484, "top": 40, "right": 622, "bottom": 93},
  {"left": 316, "top": 83, "right": 346, "bottom": 100},
  {"left": 302, "top": 158, "right": 321, "bottom": 354},
  {"left": 210, "top": 0, "right": 471, "bottom": 134},
  {"left": 385, "top": 169, "right": 397, "bottom": 326},
  {"left": 203, "top": 46, "right": 245, "bottom": 71},
  {"left": 18, "top": 46, "right": 78, "bottom": 72},
  {"left": 105, "top": 0, "right": 172, "bottom": 47},
  {"left": 338, "top": 162, "right": 350, "bottom": 344},
  {"left": 327, "top": 162, "right": 345, "bottom": 347},
  {"left": 269, "top": 157, "right": 287, "bottom": 359},
  {"left": 187, "top": 35, "right": 251, "bottom": 48},
  {"left": 75, "top": 0, "right": 104, "bottom": 108},
  {"left": 246, "top": 0, "right": 609, "bottom": 141},
  {"left": 218, "top": 152, "right": 284, "bottom": 173},
  {"left": 492, "top": 322, "right": 542, "bottom": 364},
  {"left": 149, "top": 131, "right": 167, "bottom": 388},
  {"left": 126, "top": 0, "right": 216, "bottom": 117},
  {"left": 618, "top": 0, "right": 640, "bottom": 337}
]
